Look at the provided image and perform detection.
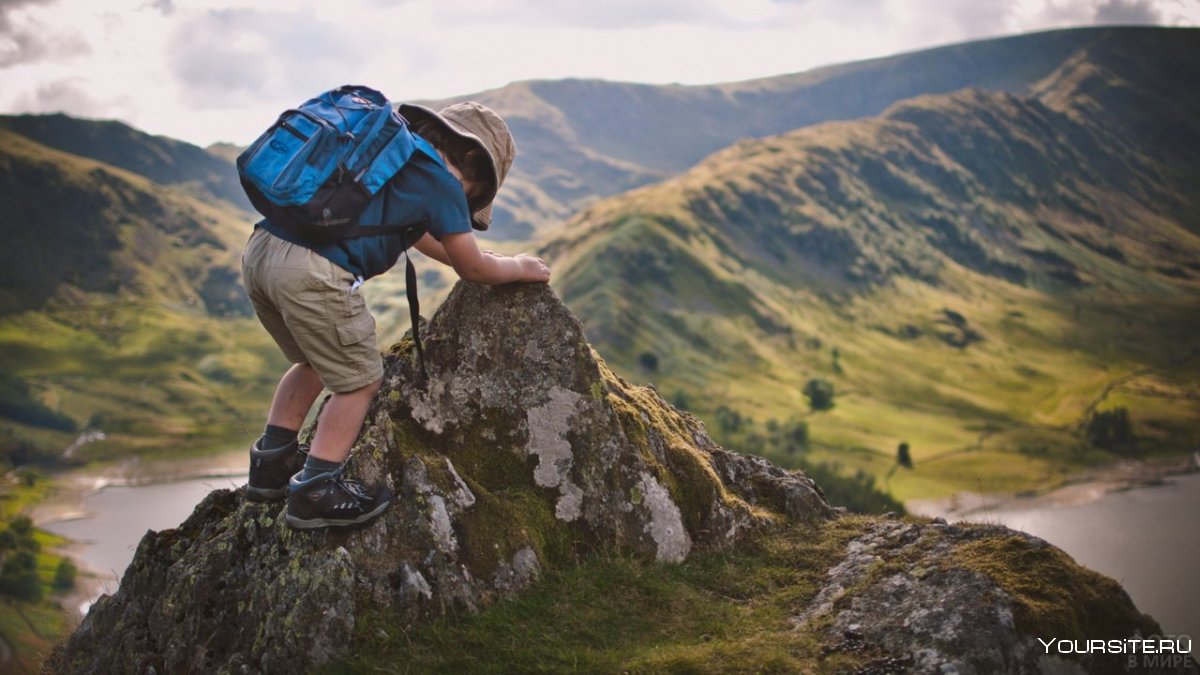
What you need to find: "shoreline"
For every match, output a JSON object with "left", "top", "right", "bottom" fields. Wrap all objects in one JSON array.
[
  {"left": 907, "top": 452, "right": 1200, "bottom": 520},
  {"left": 31, "top": 447, "right": 250, "bottom": 623},
  {"left": 30, "top": 448, "right": 249, "bottom": 525},
  {"left": 30, "top": 447, "right": 1199, "bottom": 623}
]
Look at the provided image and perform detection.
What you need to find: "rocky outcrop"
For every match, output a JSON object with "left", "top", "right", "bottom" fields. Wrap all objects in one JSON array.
[
  {"left": 50, "top": 283, "right": 831, "bottom": 673},
  {"left": 796, "top": 519, "right": 1168, "bottom": 675},
  {"left": 48, "top": 284, "right": 1174, "bottom": 674}
]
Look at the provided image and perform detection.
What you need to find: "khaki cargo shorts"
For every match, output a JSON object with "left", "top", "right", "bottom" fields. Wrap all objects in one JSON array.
[{"left": 241, "top": 228, "right": 383, "bottom": 393}]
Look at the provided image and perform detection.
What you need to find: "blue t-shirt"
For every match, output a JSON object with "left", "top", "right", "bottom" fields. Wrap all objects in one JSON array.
[{"left": 259, "top": 141, "right": 473, "bottom": 280}]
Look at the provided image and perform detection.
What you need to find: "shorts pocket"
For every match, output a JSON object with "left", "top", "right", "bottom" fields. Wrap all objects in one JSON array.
[{"left": 336, "top": 311, "right": 376, "bottom": 346}]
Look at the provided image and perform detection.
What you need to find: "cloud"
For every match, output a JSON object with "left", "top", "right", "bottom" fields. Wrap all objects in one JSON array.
[
  {"left": 12, "top": 77, "right": 104, "bottom": 115},
  {"left": 1094, "top": 0, "right": 1161, "bottom": 23},
  {"left": 143, "top": 0, "right": 174, "bottom": 16},
  {"left": 0, "top": 0, "right": 88, "bottom": 67},
  {"left": 0, "top": 0, "right": 52, "bottom": 9},
  {"left": 167, "top": 7, "right": 370, "bottom": 106},
  {"left": 436, "top": 0, "right": 734, "bottom": 30}
]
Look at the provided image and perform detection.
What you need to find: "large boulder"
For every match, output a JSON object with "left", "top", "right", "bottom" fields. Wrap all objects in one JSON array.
[
  {"left": 50, "top": 282, "right": 833, "bottom": 673},
  {"left": 49, "top": 283, "right": 1175, "bottom": 674}
]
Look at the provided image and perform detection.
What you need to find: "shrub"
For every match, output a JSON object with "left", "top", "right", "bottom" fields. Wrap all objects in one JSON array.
[
  {"left": 1085, "top": 407, "right": 1137, "bottom": 454},
  {"left": 637, "top": 352, "right": 659, "bottom": 372},
  {"left": 53, "top": 558, "right": 77, "bottom": 591},
  {"left": 802, "top": 378, "right": 835, "bottom": 411},
  {"left": 670, "top": 390, "right": 693, "bottom": 411},
  {"left": 0, "top": 550, "right": 42, "bottom": 601},
  {"left": 713, "top": 405, "right": 746, "bottom": 434},
  {"left": 797, "top": 461, "right": 905, "bottom": 514}
]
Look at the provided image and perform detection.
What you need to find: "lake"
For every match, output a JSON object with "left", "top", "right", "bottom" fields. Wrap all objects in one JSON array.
[
  {"left": 960, "top": 471, "right": 1199, "bottom": 649},
  {"left": 43, "top": 473, "right": 249, "bottom": 609},
  {"left": 44, "top": 468, "right": 1198, "bottom": 650}
]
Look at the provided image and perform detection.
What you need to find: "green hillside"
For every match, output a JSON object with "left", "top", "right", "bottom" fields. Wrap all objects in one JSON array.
[
  {"left": 0, "top": 114, "right": 250, "bottom": 210},
  {"left": 414, "top": 27, "right": 1171, "bottom": 242},
  {"left": 0, "top": 127, "right": 283, "bottom": 469},
  {"left": 542, "top": 28, "right": 1200, "bottom": 502},
  {"left": 369, "top": 27, "right": 1192, "bottom": 342}
]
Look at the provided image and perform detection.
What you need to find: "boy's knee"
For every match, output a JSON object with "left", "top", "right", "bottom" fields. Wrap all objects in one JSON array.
[{"left": 351, "top": 377, "right": 383, "bottom": 398}]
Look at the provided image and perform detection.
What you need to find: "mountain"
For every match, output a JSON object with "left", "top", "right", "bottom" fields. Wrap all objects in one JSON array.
[
  {"left": 0, "top": 114, "right": 251, "bottom": 210},
  {"left": 49, "top": 284, "right": 1166, "bottom": 674},
  {"left": 414, "top": 27, "right": 1162, "bottom": 242},
  {"left": 366, "top": 27, "right": 1185, "bottom": 340},
  {"left": 539, "top": 27, "right": 1200, "bottom": 501},
  {"left": 0, "top": 123, "right": 283, "bottom": 468},
  {"left": 0, "top": 129, "right": 251, "bottom": 316}
]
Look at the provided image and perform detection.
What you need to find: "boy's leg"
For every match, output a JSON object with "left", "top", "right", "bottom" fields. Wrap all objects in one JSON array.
[
  {"left": 245, "top": 363, "right": 320, "bottom": 501},
  {"left": 307, "top": 377, "right": 383, "bottom": 464},
  {"left": 266, "top": 363, "right": 325, "bottom": 432},
  {"left": 287, "top": 377, "right": 391, "bottom": 529},
  {"left": 243, "top": 230, "right": 391, "bottom": 526}
]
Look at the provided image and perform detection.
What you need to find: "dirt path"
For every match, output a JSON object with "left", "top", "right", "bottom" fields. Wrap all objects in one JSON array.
[{"left": 0, "top": 631, "right": 12, "bottom": 666}]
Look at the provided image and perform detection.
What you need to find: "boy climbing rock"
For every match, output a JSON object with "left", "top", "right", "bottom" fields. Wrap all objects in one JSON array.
[{"left": 240, "top": 100, "right": 550, "bottom": 529}]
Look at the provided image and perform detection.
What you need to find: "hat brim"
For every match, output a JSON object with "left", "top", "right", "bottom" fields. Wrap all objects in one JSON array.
[{"left": 399, "top": 103, "right": 498, "bottom": 231}]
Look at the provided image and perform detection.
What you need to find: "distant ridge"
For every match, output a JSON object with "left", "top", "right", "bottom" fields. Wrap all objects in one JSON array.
[
  {"left": 0, "top": 113, "right": 250, "bottom": 210},
  {"left": 415, "top": 27, "right": 1183, "bottom": 240},
  {"left": 535, "top": 26, "right": 1200, "bottom": 499},
  {"left": 0, "top": 122, "right": 280, "bottom": 468}
]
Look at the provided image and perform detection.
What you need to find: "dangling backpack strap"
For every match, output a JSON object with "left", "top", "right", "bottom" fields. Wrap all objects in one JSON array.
[{"left": 404, "top": 248, "right": 430, "bottom": 382}]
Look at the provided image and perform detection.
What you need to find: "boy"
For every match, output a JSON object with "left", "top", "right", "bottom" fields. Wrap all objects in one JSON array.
[{"left": 240, "top": 100, "right": 550, "bottom": 529}]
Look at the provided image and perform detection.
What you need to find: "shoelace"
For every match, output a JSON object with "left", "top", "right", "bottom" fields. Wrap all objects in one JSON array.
[{"left": 328, "top": 468, "right": 372, "bottom": 503}]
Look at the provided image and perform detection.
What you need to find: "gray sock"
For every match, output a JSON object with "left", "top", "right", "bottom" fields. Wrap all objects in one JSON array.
[
  {"left": 299, "top": 455, "right": 341, "bottom": 481},
  {"left": 258, "top": 424, "right": 298, "bottom": 451}
]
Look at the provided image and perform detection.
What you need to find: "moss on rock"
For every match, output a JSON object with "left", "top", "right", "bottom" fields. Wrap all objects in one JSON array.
[{"left": 50, "top": 283, "right": 1167, "bottom": 674}]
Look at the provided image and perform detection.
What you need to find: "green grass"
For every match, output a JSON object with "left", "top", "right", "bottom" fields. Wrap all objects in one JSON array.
[
  {"left": 539, "top": 94, "right": 1200, "bottom": 505},
  {"left": 0, "top": 487, "right": 81, "bottom": 673},
  {"left": 0, "top": 598, "right": 68, "bottom": 674},
  {"left": 331, "top": 511, "right": 1163, "bottom": 673},
  {"left": 0, "top": 298, "right": 288, "bottom": 466},
  {"left": 332, "top": 517, "right": 878, "bottom": 674}
]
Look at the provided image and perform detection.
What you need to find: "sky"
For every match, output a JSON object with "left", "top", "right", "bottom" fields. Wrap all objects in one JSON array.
[{"left": 1, "top": 0, "right": 1197, "bottom": 147}]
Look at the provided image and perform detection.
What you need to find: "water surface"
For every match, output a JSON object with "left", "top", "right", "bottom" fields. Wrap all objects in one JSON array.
[
  {"left": 45, "top": 474, "right": 248, "bottom": 598},
  {"left": 954, "top": 472, "right": 1199, "bottom": 649}
]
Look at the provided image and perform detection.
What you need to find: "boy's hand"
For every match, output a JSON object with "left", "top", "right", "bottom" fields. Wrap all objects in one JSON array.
[{"left": 515, "top": 254, "right": 551, "bottom": 283}]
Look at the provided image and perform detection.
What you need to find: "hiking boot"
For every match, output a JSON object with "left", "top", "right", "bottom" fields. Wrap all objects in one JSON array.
[
  {"left": 245, "top": 439, "right": 308, "bottom": 502},
  {"left": 285, "top": 469, "right": 392, "bottom": 529}
]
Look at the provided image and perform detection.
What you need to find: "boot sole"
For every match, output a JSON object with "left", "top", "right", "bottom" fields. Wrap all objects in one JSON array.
[
  {"left": 285, "top": 500, "right": 391, "bottom": 529},
  {"left": 245, "top": 485, "right": 288, "bottom": 502}
]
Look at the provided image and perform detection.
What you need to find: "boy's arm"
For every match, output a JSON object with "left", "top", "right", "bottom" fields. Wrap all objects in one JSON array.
[
  {"left": 412, "top": 233, "right": 452, "bottom": 266},
  {"left": 438, "top": 231, "right": 550, "bottom": 285}
]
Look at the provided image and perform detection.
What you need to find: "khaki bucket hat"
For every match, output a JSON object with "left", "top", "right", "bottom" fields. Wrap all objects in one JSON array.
[{"left": 399, "top": 101, "right": 515, "bottom": 231}]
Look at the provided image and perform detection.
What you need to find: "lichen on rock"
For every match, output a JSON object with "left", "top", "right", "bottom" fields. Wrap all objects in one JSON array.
[
  {"left": 47, "top": 283, "right": 1173, "bottom": 674},
  {"left": 49, "top": 282, "right": 832, "bottom": 673}
]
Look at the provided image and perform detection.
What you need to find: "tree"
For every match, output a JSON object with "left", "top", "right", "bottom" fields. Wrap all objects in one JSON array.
[
  {"left": 803, "top": 378, "right": 835, "bottom": 411},
  {"left": 1086, "top": 407, "right": 1137, "bottom": 454},
  {"left": 778, "top": 419, "right": 808, "bottom": 455},
  {"left": 53, "top": 558, "right": 77, "bottom": 592},
  {"left": 670, "top": 390, "right": 693, "bottom": 411},
  {"left": 897, "top": 441, "right": 913, "bottom": 468},
  {"left": 713, "top": 405, "right": 746, "bottom": 434},
  {"left": 637, "top": 351, "right": 659, "bottom": 372},
  {"left": 0, "top": 550, "right": 43, "bottom": 602}
]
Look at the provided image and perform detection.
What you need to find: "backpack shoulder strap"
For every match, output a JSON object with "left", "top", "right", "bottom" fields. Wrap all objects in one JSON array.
[{"left": 404, "top": 249, "right": 430, "bottom": 383}]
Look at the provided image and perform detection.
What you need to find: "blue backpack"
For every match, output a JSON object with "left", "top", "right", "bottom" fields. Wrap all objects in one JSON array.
[
  {"left": 238, "top": 85, "right": 439, "bottom": 378},
  {"left": 237, "top": 85, "right": 417, "bottom": 243}
]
